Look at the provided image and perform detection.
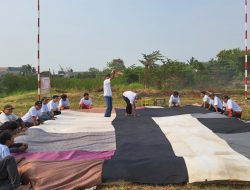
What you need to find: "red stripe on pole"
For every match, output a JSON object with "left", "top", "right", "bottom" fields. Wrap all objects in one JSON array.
[{"left": 245, "top": 63, "right": 248, "bottom": 69}]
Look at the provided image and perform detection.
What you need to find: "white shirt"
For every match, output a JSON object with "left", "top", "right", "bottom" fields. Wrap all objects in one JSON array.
[
  {"left": 123, "top": 91, "right": 137, "bottom": 104},
  {"left": 0, "top": 112, "right": 18, "bottom": 125},
  {"left": 225, "top": 99, "right": 242, "bottom": 112},
  {"left": 41, "top": 103, "right": 49, "bottom": 113},
  {"left": 0, "top": 144, "right": 10, "bottom": 160},
  {"left": 22, "top": 106, "right": 41, "bottom": 123},
  {"left": 169, "top": 95, "right": 180, "bottom": 105},
  {"left": 103, "top": 79, "right": 112, "bottom": 97},
  {"left": 79, "top": 98, "right": 92, "bottom": 106},
  {"left": 209, "top": 96, "right": 223, "bottom": 110},
  {"left": 58, "top": 98, "right": 70, "bottom": 108},
  {"left": 47, "top": 100, "right": 58, "bottom": 111},
  {"left": 203, "top": 95, "right": 210, "bottom": 103}
]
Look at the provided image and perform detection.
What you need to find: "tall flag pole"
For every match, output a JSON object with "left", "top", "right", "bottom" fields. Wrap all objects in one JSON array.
[
  {"left": 37, "top": 0, "right": 41, "bottom": 100},
  {"left": 245, "top": 0, "right": 248, "bottom": 99}
]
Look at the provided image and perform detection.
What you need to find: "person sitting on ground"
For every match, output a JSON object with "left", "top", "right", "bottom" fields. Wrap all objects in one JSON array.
[
  {"left": 58, "top": 94, "right": 70, "bottom": 110},
  {"left": 79, "top": 92, "right": 93, "bottom": 109},
  {"left": 169, "top": 91, "right": 181, "bottom": 108},
  {"left": 21, "top": 101, "right": 43, "bottom": 127},
  {"left": 200, "top": 91, "right": 210, "bottom": 108},
  {"left": 122, "top": 91, "right": 141, "bottom": 116},
  {"left": 47, "top": 95, "right": 61, "bottom": 115},
  {"left": 208, "top": 93, "right": 223, "bottom": 112},
  {"left": 0, "top": 104, "right": 27, "bottom": 132},
  {"left": 40, "top": 97, "right": 54, "bottom": 121},
  {"left": 0, "top": 131, "right": 24, "bottom": 189},
  {"left": 221, "top": 95, "right": 242, "bottom": 118}
]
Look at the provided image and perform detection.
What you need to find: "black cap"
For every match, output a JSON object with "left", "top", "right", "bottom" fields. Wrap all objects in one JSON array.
[{"left": 35, "top": 101, "right": 43, "bottom": 106}]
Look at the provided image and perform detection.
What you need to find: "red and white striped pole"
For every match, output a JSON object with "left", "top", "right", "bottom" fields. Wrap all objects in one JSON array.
[
  {"left": 37, "top": 0, "right": 41, "bottom": 100},
  {"left": 245, "top": 0, "right": 248, "bottom": 99}
]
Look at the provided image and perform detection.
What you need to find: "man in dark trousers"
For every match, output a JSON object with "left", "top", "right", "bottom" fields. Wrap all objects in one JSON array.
[{"left": 122, "top": 91, "right": 141, "bottom": 116}]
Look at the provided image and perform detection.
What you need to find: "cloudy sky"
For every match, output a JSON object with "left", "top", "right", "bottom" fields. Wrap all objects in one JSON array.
[{"left": 0, "top": 0, "right": 246, "bottom": 72}]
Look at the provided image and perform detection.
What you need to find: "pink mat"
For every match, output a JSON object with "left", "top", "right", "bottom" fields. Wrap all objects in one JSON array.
[{"left": 12, "top": 150, "right": 115, "bottom": 161}]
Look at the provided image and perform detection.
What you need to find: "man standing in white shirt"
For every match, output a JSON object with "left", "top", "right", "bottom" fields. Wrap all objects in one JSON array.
[
  {"left": 0, "top": 131, "right": 22, "bottom": 189},
  {"left": 169, "top": 91, "right": 181, "bottom": 108},
  {"left": 222, "top": 95, "right": 242, "bottom": 118},
  {"left": 103, "top": 70, "right": 115, "bottom": 117},
  {"left": 200, "top": 91, "right": 210, "bottom": 108},
  {"left": 22, "top": 101, "right": 43, "bottom": 126},
  {"left": 208, "top": 93, "right": 223, "bottom": 112},
  {"left": 122, "top": 91, "right": 141, "bottom": 116}
]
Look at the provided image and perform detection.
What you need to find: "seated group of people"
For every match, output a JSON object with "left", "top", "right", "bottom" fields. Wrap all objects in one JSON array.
[
  {"left": 200, "top": 91, "right": 242, "bottom": 118},
  {"left": 168, "top": 91, "right": 242, "bottom": 118}
]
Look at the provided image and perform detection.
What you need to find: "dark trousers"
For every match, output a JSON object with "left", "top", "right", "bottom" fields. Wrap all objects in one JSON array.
[
  {"left": 0, "top": 156, "right": 21, "bottom": 190},
  {"left": 104, "top": 96, "right": 113, "bottom": 117},
  {"left": 209, "top": 106, "right": 222, "bottom": 113},
  {"left": 53, "top": 110, "right": 61, "bottom": 115},
  {"left": 123, "top": 96, "right": 132, "bottom": 114}
]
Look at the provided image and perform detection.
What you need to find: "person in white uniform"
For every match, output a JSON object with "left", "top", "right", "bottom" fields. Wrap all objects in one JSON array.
[
  {"left": 222, "top": 95, "right": 242, "bottom": 118},
  {"left": 47, "top": 95, "right": 61, "bottom": 115},
  {"left": 22, "top": 101, "right": 43, "bottom": 126},
  {"left": 200, "top": 91, "right": 210, "bottom": 108},
  {"left": 208, "top": 93, "right": 223, "bottom": 112},
  {"left": 169, "top": 91, "right": 181, "bottom": 108},
  {"left": 58, "top": 94, "right": 70, "bottom": 110},
  {"left": 122, "top": 91, "right": 141, "bottom": 116},
  {"left": 103, "top": 70, "right": 116, "bottom": 117}
]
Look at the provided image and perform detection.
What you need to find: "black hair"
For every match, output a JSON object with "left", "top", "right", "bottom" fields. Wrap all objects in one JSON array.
[
  {"left": 106, "top": 74, "right": 111, "bottom": 78},
  {"left": 173, "top": 91, "right": 179, "bottom": 96},
  {"left": 0, "top": 122, "right": 19, "bottom": 132},
  {"left": 83, "top": 92, "right": 89, "bottom": 97},
  {"left": 61, "top": 94, "right": 67, "bottom": 99},
  {"left": 0, "top": 131, "right": 12, "bottom": 145},
  {"left": 200, "top": 91, "right": 206, "bottom": 94},
  {"left": 52, "top": 95, "right": 59, "bottom": 99},
  {"left": 222, "top": 95, "right": 230, "bottom": 100}
]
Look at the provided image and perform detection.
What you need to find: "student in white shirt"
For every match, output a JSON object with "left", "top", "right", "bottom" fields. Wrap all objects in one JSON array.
[
  {"left": 222, "top": 95, "right": 242, "bottom": 118},
  {"left": 22, "top": 101, "right": 43, "bottom": 126},
  {"left": 79, "top": 92, "right": 93, "bottom": 109},
  {"left": 47, "top": 95, "right": 61, "bottom": 115},
  {"left": 0, "top": 131, "right": 22, "bottom": 189},
  {"left": 0, "top": 104, "right": 26, "bottom": 133},
  {"left": 58, "top": 94, "right": 70, "bottom": 110},
  {"left": 104, "top": 70, "right": 116, "bottom": 117},
  {"left": 122, "top": 91, "right": 141, "bottom": 116},
  {"left": 208, "top": 93, "right": 223, "bottom": 112},
  {"left": 41, "top": 97, "right": 54, "bottom": 121},
  {"left": 200, "top": 91, "right": 210, "bottom": 108},
  {"left": 169, "top": 91, "right": 181, "bottom": 108}
]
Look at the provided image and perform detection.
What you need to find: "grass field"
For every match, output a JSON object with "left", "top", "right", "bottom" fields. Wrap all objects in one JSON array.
[{"left": 1, "top": 89, "right": 250, "bottom": 190}]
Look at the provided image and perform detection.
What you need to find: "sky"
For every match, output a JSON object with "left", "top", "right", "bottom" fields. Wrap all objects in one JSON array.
[{"left": 0, "top": 0, "right": 246, "bottom": 72}]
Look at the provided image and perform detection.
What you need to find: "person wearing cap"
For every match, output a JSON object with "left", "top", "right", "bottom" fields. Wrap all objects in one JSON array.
[
  {"left": 58, "top": 94, "right": 70, "bottom": 110},
  {"left": 222, "top": 95, "right": 242, "bottom": 118},
  {"left": 169, "top": 91, "right": 181, "bottom": 108},
  {"left": 200, "top": 91, "right": 210, "bottom": 108},
  {"left": 21, "top": 101, "right": 43, "bottom": 126},
  {"left": 122, "top": 91, "right": 141, "bottom": 116},
  {"left": 0, "top": 105, "right": 26, "bottom": 133},
  {"left": 40, "top": 97, "right": 54, "bottom": 121},
  {"left": 79, "top": 92, "right": 93, "bottom": 109},
  {"left": 47, "top": 95, "right": 61, "bottom": 115},
  {"left": 208, "top": 93, "right": 223, "bottom": 112}
]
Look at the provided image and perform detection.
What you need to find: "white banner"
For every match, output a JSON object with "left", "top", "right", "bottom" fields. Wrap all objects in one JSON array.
[{"left": 41, "top": 77, "right": 51, "bottom": 94}]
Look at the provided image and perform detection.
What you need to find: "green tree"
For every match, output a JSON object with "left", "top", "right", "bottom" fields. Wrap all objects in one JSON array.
[
  {"left": 20, "top": 64, "right": 36, "bottom": 76},
  {"left": 139, "top": 50, "right": 164, "bottom": 88},
  {"left": 107, "top": 59, "right": 126, "bottom": 71}
]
